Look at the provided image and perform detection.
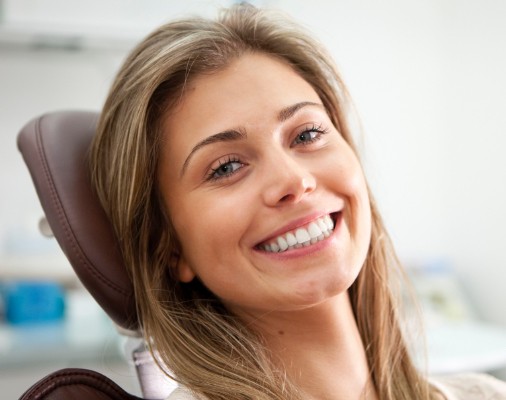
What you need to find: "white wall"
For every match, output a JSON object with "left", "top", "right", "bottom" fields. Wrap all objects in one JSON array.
[
  {"left": 1, "top": 1, "right": 505, "bottom": 325},
  {"left": 0, "top": 47, "right": 126, "bottom": 274},
  {"left": 277, "top": 0, "right": 506, "bottom": 325}
]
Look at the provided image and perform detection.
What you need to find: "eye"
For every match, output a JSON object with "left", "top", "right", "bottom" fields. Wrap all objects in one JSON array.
[
  {"left": 207, "top": 156, "right": 244, "bottom": 181},
  {"left": 293, "top": 124, "right": 329, "bottom": 146}
]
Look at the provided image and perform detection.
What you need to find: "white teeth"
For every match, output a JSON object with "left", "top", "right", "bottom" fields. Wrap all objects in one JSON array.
[
  {"left": 308, "top": 222, "right": 322, "bottom": 244},
  {"left": 317, "top": 219, "right": 328, "bottom": 233},
  {"left": 295, "top": 228, "right": 311, "bottom": 244},
  {"left": 277, "top": 236, "right": 288, "bottom": 251},
  {"left": 261, "top": 214, "right": 337, "bottom": 253},
  {"left": 286, "top": 232, "right": 297, "bottom": 246},
  {"left": 324, "top": 215, "right": 334, "bottom": 230},
  {"left": 307, "top": 222, "right": 322, "bottom": 239}
]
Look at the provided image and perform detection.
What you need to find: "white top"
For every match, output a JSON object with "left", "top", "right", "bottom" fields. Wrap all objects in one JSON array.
[
  {"left": 166, "top": 386, "right": 199, "bottom": 400},
  {"left": 166, "top": 373, "right": 506, "bottom": 399},
  {"left": 430, "top": 373, "right": 506, "bottom": 399}
]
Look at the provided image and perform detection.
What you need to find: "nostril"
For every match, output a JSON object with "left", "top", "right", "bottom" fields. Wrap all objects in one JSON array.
[
  {"left": 279, "top": 194, "right": 293, "bottom": 203},
  {"left": 263, "top": 169, "right": 316, "bottom": 206}
]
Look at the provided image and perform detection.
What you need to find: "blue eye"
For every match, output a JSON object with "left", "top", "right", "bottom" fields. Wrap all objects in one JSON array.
[
  {"left": 293, "top": 124, "right": 328, "bottom": 146},
  {"left": 208, "top": 157, "right": 243, "bottom": 181},
  {"left": 295, "top": 130, "right": 319, "bottom": 144}
]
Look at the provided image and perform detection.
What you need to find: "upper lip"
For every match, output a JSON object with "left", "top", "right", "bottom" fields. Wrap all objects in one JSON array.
[{"left": 254, "top": 210, "right": 340, "bottom": 247}]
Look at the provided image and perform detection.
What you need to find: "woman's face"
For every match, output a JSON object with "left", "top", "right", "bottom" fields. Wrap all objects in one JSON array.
[{"left": 158, "top": 53, "right": 371, "bottom": 317}]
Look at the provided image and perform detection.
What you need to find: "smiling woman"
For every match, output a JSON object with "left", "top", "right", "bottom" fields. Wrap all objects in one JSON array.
[
  {"left": 89, "top": 3, "right": 504, "bottom": 400},
  {"left": 159, "top": 52, "right": 371, "bottom": 320}
]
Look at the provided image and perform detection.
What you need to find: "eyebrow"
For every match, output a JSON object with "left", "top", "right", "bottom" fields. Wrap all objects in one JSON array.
[
  {"left": 180, "top": 129, "right": 246, "bottom": 177},
  {"left": 277, "top": 101, "right": 324, "bottom": 122},
  {"left": 180, "top": 101, "right": 324, "bottom": 177}
]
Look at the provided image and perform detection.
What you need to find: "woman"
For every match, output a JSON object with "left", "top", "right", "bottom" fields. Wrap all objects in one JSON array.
[{"left": 90, "top": 4, "right": 506, "bottom": 399}]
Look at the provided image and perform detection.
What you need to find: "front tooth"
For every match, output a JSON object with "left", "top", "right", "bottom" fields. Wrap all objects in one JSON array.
[
  {"left": 307, "top": 222, "right": 322, "bottom": 239},
  {"left": 286, "top": 232, "right": 297, "bottom": 246},
  {"left": 295, "top": 228, "right": 310, "bottom": 244},
  {"left": 277, "top": 236, "right": 288, "bottom": 251},
  {"left": 324, "top": 215, "right": 334, "bottom": 230}
]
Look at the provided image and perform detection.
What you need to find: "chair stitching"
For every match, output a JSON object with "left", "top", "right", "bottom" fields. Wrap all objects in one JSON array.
[{"left": 34, "top": 115, "right": 129, "bottom": 297}]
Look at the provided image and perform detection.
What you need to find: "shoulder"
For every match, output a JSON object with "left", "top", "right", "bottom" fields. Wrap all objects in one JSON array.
[
  {"left": 165, "top": 386, "right": 202, "bottom": 400},
  {"left": 430, "top": 373, "right": 506, "bottom": 399}
]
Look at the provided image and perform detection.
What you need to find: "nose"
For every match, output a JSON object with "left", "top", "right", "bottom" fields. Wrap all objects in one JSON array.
[{"left": 261, "top": 152, "right": 316, "bottom": 207}]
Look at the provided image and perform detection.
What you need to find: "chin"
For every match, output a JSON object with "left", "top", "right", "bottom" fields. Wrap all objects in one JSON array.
[{"left": 291, "top": 274, "right": 354, "bottom": 306}]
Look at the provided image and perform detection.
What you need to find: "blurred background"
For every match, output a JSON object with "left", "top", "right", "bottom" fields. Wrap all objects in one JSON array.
[{"left": 1, "top": 0, "right": 505, "bottom": 398}]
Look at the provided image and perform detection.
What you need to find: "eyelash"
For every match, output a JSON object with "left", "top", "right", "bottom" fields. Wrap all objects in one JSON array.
[
  {"left": 205, "top": 123, "right": 330, "bottom": 182},
  {"left": 206, "top": 156, "right": 244, "bottom": 182},
  {"left": 293, "top": 123, "right": 329, "bottom": 146}
]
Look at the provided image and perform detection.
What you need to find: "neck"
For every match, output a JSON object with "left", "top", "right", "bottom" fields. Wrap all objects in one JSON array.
[{"left": 245, "top": 293, "right": 377, "bottom": 400}]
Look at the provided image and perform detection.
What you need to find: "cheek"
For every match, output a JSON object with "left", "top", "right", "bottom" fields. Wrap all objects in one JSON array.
[
  {"left": 326, "top": 147, "right": 372, "bottom": 252},
  {"left": 348, "top": 167, "right": 372, "bottom": 264},
  {"left": 350, "top": 168, "right": 371, "bottom": 230},
  {"left": 322, "top": 146, "right": 369, "bottom": 209},
  {"left": 172, "top": 192, "right": 249, "bottom": 272}
]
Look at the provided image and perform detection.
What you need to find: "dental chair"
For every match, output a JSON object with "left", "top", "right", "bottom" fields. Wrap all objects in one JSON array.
[{"left": 16, "top": 111, "right": 175, "bottom": 400}]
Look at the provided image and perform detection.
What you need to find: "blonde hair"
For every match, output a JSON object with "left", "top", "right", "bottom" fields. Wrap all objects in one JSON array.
[{"left": 91, "top": 4, "right": 436, "bottom": 399}]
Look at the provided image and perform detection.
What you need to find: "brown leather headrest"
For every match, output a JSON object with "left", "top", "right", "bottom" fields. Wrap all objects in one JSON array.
[{"left": 17, "top": 111, "right": 138, "bottom": 331}]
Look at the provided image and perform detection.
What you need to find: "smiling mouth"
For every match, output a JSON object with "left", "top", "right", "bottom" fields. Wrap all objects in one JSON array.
[{"left": 257, "top": 212, "right": 339, "bottom": 253}]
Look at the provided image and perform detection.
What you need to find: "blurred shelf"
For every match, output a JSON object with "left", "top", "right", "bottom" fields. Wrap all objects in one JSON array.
[
  {"left": 0, "top": 21, "right": 143, "bottom": 50},
  {"left": 0, "top": 253, "right": 77, "bottom": 284},
  {"left": 0, "top": 289, "right": 123, "bottom": 369}
]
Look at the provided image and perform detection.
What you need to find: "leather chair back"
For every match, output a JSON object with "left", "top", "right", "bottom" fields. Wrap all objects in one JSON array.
[
  {"left": 17, "top": 111, "right": 138, "bottom": 331},
  {"left": 19, "top": 368, "right": 143, "bottom": 400}
]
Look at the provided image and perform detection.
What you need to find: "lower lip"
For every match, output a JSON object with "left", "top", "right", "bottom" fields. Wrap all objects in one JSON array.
[{"left": 254, "top": 212, "right": 342, "bottom": 260}]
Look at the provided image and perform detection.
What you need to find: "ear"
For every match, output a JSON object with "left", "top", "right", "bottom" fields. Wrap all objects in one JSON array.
[{"left": 176, "top": 253, "right": 196, "bottom": 283}]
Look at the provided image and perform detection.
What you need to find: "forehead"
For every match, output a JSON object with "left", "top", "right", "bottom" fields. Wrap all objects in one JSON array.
[{"left": 160, "top": 52, "right": 322, "bottom": 157}]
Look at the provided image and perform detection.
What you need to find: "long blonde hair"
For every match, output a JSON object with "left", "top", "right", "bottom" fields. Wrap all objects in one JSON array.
[{"left": 91, "top": 4, "right": 436, "bottom": 399}]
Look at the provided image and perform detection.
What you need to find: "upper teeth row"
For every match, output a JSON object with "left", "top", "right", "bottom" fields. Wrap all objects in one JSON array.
[{"left": 261, "top": 215, "right": 335, "bottom": 253}]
